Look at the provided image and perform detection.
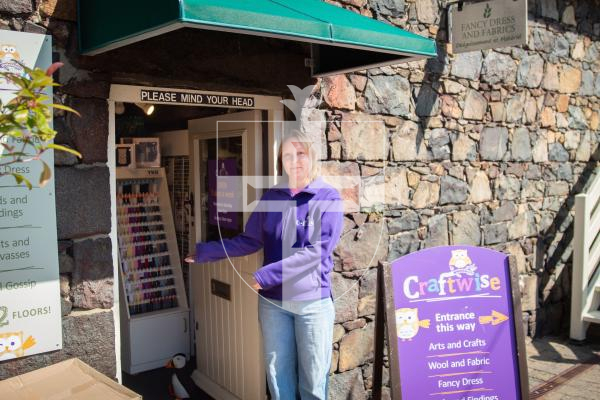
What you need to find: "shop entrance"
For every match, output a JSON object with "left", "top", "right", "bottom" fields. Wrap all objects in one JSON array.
[
  {"left": 188, "top": 111, "right": 267, "bottom": 400},
  {"left": 108, "top": 85, "right": 283, "bottom": 399}
]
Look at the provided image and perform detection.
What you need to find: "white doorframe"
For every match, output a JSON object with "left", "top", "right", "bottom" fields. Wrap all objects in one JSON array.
[{"left": 107, "top": 84, "right": 284, "bottom": 383}]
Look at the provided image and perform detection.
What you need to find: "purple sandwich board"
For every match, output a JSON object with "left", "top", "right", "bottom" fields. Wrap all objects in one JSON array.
[{"left": 373, "top": 246, "right": 529, "bottom": 400}]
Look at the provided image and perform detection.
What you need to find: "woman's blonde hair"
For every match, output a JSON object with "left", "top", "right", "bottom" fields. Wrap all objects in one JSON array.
[{"left": 277, "top": 129, "right": 319, "bottom": 182}]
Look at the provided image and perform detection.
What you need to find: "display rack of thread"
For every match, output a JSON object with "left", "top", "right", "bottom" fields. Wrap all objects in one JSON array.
[{"left": 117, "top": 178, "right": 178, "bottom": 316}]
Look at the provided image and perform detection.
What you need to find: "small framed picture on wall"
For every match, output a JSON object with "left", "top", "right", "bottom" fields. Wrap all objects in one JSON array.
[
  {"left": 116, "top": 144, "right": 135, "bottom": 168},
  {"left": 133, "top": 138, "right": 161, "bottom": 168}
]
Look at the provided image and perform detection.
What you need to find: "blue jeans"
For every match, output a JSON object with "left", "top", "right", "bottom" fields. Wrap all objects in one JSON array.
[{"left": 258, "top": 296, "right": 335, "bottom": 400}]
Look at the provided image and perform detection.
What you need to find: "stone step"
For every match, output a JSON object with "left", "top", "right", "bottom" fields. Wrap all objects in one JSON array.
[{"left": 583, "top": 310, "right": 600, "bottom": 324}]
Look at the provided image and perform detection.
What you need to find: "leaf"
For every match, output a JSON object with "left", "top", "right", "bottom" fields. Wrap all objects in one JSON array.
[
  {"left": 45, "top": 62, "right": 63, "bottom": 77},
  {"left": 39, "top": 160, "right": 51, "bottom": 188},
  {"left": 0, "top": 152, "right": 29, "bottom": 158},
  {"left": 47, "top": 143, "right": 82, "bottom": 158},
  {"left": 0, "top": 142, "right": 15, "bottom": 152},
  {"left": 7, "top": 129, "right": 24, "bottom": 138},
  {"left": 12, "top": 173, "right": 32, "bottom": 190},
  {"left": 51, "top": 103, "right": 80, "bottom": 116},
  {"left": 13, "top": 109, "right": 28, "bottom": 124}
]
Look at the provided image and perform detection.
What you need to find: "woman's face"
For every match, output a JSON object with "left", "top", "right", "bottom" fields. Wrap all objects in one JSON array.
[{"left": 282, "top": 138, "right": 310, "bottom": 188}]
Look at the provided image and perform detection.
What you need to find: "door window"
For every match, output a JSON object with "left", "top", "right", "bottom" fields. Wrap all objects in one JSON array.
[{"left": 199, "top": 136, "right": 244, "bottom": 241}]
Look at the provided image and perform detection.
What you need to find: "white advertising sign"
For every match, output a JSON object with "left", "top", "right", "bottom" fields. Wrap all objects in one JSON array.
[
  {"left": 0, "top": 31, "right": 62, "bottom": 361},
  {"left": 450, "top": 0, "right": 528, "bottom": 53}
]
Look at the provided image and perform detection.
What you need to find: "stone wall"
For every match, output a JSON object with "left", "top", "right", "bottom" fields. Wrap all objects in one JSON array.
[
  {"left": 0, "top": 0, "right": 118, "bottom": 378},
  {"left": 319, "top": 0, "right": 600, "bottom": 398},
  {"left": 1, "top": 1, "right": 599, "bottom": 399}
]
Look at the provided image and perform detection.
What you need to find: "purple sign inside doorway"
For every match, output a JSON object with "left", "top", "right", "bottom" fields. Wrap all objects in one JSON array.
[
  {"left": 390, "top": 246, "right": 521, "bottom": 399},
  {"left": 208, "top": 158, "right": 239, "bottom": 230}
]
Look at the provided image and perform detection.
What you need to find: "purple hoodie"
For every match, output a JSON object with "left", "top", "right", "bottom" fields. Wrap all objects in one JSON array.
[{"left": 195, "top": 178, "right": 344, "bottom": 301}]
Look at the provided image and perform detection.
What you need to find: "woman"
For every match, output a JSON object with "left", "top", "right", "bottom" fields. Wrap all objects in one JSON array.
[{"left": 186, "top": 130, "right": 343, "bottom": 399}]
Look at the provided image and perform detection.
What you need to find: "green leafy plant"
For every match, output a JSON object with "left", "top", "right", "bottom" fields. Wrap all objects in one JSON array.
[
  {"left": 0, "top": 62, "right": 81, "bottom": 189},
  {"left": 484, "top": 4, "right": 492, "bottom": 18}
]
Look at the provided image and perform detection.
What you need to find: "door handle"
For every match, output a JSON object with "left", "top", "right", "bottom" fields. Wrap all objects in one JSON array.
[{"left": 184, "top": 317, "right": 188, "bottom": 333}]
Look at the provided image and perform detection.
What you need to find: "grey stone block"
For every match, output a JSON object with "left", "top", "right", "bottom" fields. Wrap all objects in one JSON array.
[
  {"left": 480, "top": 127, "right": 508, "bottom": 161},
  {"left": 526, "top": 165, "right": 542, "bottom": 180},
  {"left": 429, "top": 128, "right": 451, "bottom": 160},
  {"left": 338, "top": 323, "right": 374, "bottom": 372},
  {"left": 579, "top": 70, "right": 595, "bottom": 96},
  {"left": 440, "top": 176, "right": 469, "bottom": 205},
  {"left": 59, "top": 252, "right": 74, "bottom": 274},
  {"left": 483, "top": 223, "right": 509, "bottom": 245},
  {"left": 516, "top": 54, "right": 544, "bottom": 88},
  {"left": 358, "top": 268, "right": 377, "bottom": 299},
  {"left": 54, "top": 150, "right": 78, "bottom": 166},
  {"left": 508, "top": 212, "right": 536, "bottom": 239},
  {"left": 329, "top": 368, "right": 367, "bottom": 400},
  {"left": 62, "top": 79, "right": 111, "bottom": 99},
  {"left": 548, "top": 143, "right": 569, "bottom": 161},
  {"left": 451, "top": 51, "right": 483, "bottom": 80},
  {"left": 66, "top": 98, "right": 109, "bottom": 164},
  {"left": 505, "top": 93, "right": 525, "bottom": 123},
  {"left": 451, "top": 211, "right": 481, "bottom": 246},
  {"left": 482, "top": 51, "right": 517, "bottom": 84},
  {"left": 387, "top": 210, "right": 419, "bottom": 234},
  {"left": 511, "top": 128, "right": 533, "bottom": 161},
  {"left": 333, "top": 273, "right": 359, "bottom": 324},
  {"left": 426, "top": 214, "right": 449, "bottom": 247},
  {"left": 388, "top": 231, "right": 420, "bottom": 261},
  {"left": 552, "top": 35, "right": 570, "bottom": 58},
  {"left": 364, "top": 76, "right": 412, "bottom": 117},
  {"left": 0, "top": 0, "right": 32, "bottom": 14},
  {"left": 55, "top": 167, "right": 111, "bottom": 239},
  {"left": 555, "top": 164, "right": 573, "bottom": 181},
  {"left": 415, "top": 85, "right": 440, "bottom": 117},
  {"left": 568, "top": 106, "right": 589, "bottom": 129},
  {"left": 337, "top": 223, "right": 388, "bottom": 271},
  {"left": 451, "top": 134, "right": 477, "bottom": 161},
  {"left": 416, "top": 0, "right": 437, "bottom": 24},
  {"left": 0, "top": 310, "right": 115, "bottom": 380},
  {"left": 72, "top": 237, "right": 113, "bottom": 309},
  {"left": 531, "top": 28, "right": 555, "bottom": 53},
  {"left": 463, "top": 89, "right": 488, "bottom": 120},
  {"left": 372, "top": 0, "right": 406, "bottom": 17},
  {"left": 24, "top": 22, "right": 47, "bottom": 34},
  {"left": 496, "top": 176, "right": 521, "bottom": 201},
  {"left": 521, "top": 179, "right": 545, "bottom": 199},
  {"left": 545, "top": 181, "right": 570, "bottom": 196}
]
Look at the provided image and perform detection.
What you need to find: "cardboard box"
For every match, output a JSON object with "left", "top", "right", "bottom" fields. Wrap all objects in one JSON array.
[{"left": 0, "top": 358, "right": 142, "bottom": 400}]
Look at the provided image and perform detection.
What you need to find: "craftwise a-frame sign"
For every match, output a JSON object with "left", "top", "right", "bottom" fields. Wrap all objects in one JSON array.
[{"left": 373, "top": 246, "right": 529, "bottom": 400}]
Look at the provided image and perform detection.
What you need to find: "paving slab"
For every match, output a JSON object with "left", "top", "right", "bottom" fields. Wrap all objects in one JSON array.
[{"left": 526, "top": 337, "right": 600, "bottom": 400}]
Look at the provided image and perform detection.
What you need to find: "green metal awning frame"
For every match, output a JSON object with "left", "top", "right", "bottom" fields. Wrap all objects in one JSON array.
[{"left": 78, "top": 0, "right": 437, "bottom": 76}]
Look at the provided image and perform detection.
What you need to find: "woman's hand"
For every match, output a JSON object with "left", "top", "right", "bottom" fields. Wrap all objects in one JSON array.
[
  {"left": 242, "top": 272, "right": 262, "bottom": 290},
  {"left": 250, "top": 278, "right": 262, "bottom": 291},
  {"left": 184, "top": 254, "right": 195, "bottom": 263}
]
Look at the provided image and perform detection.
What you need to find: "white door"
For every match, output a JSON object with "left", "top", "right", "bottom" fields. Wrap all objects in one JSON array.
[{"left": 188, "top": 111, "right": 267, "bottom": 400}]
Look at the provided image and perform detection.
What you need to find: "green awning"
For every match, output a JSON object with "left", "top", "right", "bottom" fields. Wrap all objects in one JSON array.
[{"left": 78, "top": 0, "right": 437, "bottom": 76}]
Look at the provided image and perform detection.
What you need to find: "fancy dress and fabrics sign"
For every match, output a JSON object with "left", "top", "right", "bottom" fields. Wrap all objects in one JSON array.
[
  {"left": 0, "top": 31, "right": 62, "bottom": 361},
  {"left": 383, "top": 246, "right": 528, "bottom": 399},
  {"left": 449, "top": 0, "right": 527, "bottom": 53}
]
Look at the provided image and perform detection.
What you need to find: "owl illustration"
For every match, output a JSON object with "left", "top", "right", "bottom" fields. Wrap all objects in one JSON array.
[
  {"left": 0, "top": 44, "right": 25, "bottom": 89},
  {"left": 395, "top": 308, "right": 430, "bottom": 341},
  {"left": 0, "top": 331, "right": 36, "bottom": 361},
  {"left": 0, "top": 44, "right": 20, "bottom": 63},
  {"left": 448, "top": 249, "right": 477, "bottom": 277}
]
